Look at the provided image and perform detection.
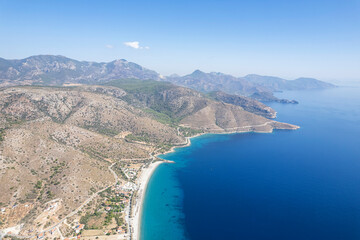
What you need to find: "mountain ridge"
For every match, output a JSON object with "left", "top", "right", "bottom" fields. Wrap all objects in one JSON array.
[
  {"left": 0, "top": 56, "right": 336, "bottom": 98},
  {"left": 166, "top": 70, "right": 336, "bottom": 95},
  {"left": 0, "top": 55, "right": 161, "bottom": 87}
]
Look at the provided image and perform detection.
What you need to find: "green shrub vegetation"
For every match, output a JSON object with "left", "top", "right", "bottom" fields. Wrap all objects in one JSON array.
[
  {"left": 141, "top": 108, "right": 178, "bottom": 125},
  {"left": 104, "top": 78, "right": 173, "bottom": 95},
  {"left": 105, "top": 79, "right": 185, "bottom": 124},
  {"left": 179, "top": 126, "right": 203, "bottom": 137},
  {"left": 35, "top": 180, "right": 42, "bottom": 189},
  {"left": 0, "top": 128, "right": 5, "bottom": 142},
  {"left": 125, "top": 133, "right": 151, "bottom": 143}
]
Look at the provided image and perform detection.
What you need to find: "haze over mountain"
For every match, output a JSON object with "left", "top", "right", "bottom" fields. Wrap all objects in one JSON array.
[
  {"left": 0, "top": 56, "right": 335, "bottom": 101},
  {"left": 243, "top": 74, "right": 335, "bottom": 91},
  {"left": 0, "top": 55, "right": 160, "bottom": 87},
  {"left": 165, "top": 70, "right": 336, "bottom": 97}
]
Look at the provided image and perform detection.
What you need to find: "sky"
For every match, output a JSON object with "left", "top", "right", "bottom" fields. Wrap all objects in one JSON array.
[{"left": 0, "top": 0, "right": 359, "bottom": 81}]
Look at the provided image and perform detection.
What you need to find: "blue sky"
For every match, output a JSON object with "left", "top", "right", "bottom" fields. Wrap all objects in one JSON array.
[{"left": 0, "top": 0, "right": 359, "bottom": 80}]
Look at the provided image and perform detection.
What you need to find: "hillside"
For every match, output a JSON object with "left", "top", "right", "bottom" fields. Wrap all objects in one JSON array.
[
  {"left": 0, "top": 57, "right": 301, "bottom": 236},
  {"left": 165, "top": 70, "right": 267, "bottom": 96},
  {"left": 208, "top": 91, "right": 277, "bottom": 118},
  {"left": 243, "top": 74, "right": 335, "bottom": 91},
  {"left": 103, "top": 79, "right": 297, "bottom": 132},
  {"left": 165, "top": 70, "right": 336, "bottom": 101},
  {"left": 0, "top": 82, "right": 298, "bottom": 234},
  {"left": 0, "top": 56, "right": 335, "bottom": 104},
  {"left": 0, "top": 55, "right": 160, "bottom": 87}
]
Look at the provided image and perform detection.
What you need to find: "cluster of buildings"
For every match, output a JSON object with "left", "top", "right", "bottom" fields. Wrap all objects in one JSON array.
[
  {"left": 118, "top": 182, "right": 137, "bottom": 192},
  {"left": 103, "top": 226, "right": 126, "bottom": 235},
  {"left": 122, "top": 168, "right": 138, "bottom": 179},
  {"left": 116, "top": 226, "right": 126, "bottom": 234},
  {"left": 45, "top": 202, "right": 59, "bottom": 212},
  {"left": 74, "top": 224, "right": 85, "bottom": 234},
  {"left": 36, "top": 227, "right": 59, "bottom": 239}
]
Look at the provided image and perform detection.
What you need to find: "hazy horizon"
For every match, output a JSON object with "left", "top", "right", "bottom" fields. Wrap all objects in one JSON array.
[{"left": 1, "top": 0, "right": 359, "bottom": 81}]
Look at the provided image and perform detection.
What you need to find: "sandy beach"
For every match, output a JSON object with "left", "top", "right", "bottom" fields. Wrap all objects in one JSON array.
[
  {"left": 130, "top": 134, "right": 197, "bottom": 240},
  {"left": 130, "top": 160, "right": 164, "bottom": 240}
]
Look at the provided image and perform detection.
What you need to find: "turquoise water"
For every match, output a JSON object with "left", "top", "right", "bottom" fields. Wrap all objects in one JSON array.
[{"left": 141, "top": 86, "right": 360, "bottom": 240}]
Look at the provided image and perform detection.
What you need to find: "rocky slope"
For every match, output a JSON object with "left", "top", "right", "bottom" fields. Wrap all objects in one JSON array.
[
  {"left": 0, "top": 82, "right": 298, "bottom": 230},
  {"left": 208, "top": 91, "right": 277, "bottom": 118},
  {"left": 165, "top": 70, "right": 336, "bottom": 103},
  {"left": 251, "top": 91, "right": 299, "bottom": 104},
  {"left": 0, "top": 55, "right": 160, "bottom": 87},
  {"left": 166, "top": 70, "right": 335, "bottom": 94},
  {"left": 243, "top": 74, "right": 335, "bottom": 91},
  {"left": 0, "top": 56, "right": 335, "bottom": 104},
  {"left": 165, "top": 70, "right": 267, "bottom": 96}
]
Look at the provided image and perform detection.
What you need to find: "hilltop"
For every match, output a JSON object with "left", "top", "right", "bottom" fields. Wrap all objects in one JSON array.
[
  {"left": 165, "top": 70, "right": 336, "bottom": 103},
  {"left": 0, "top": 55, "right": 160, "bottom": 87}
]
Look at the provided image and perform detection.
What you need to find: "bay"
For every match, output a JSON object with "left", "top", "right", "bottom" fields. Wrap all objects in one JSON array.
[{"left": 141, "top": 86, "right": 360, "bottom": 240}]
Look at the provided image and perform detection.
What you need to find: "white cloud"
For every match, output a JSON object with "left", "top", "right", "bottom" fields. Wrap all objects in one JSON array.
[
  {"left": 124, "top": 41, "right": 140, "bottom": 49},
  {"left": 105, "top": 44, "right": 114, "bottom": 49},
  {"left": 123, "top": 41, "right": 149, "bottom": 50}
]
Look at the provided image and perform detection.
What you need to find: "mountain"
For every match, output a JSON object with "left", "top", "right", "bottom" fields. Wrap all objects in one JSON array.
[
  {"left": 165, "top": 70, "right": 336, "bottom": 102},
  {"left": 208, "top": 91, "right": 277, "bottom": 118},
  {"left": 0, "top": 55, "right": 160, "bottom": 87},
  {"left": 165, "top": 70, "right": 267, "bottom": 96},
  {"left": 0, "top": 80, "right": 298, "bottom": 232},
  {"left": 243, "top": 74, "right": 335, "bottom": 91},
  {"left": 250, "top": 91, "right": 299, "bottom": 104},
  {"left": 102, "top": 79, "right": 295, "bottom": 132},
  {"left": 0, "top": 55, "right": 335, "bottom": 102}
]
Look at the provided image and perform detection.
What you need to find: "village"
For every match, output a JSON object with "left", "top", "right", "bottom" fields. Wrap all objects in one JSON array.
[{"left": 1, "top": 160, "right": 149, "bottom": 240}]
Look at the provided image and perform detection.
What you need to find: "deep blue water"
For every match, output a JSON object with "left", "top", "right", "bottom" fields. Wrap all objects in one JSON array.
[{"left": 141, "top": 86, "right": 360, "bottom": 240}]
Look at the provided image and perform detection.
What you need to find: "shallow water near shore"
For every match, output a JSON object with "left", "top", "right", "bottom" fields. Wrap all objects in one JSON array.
[{"left": 141, "top": 86, "right": 360, "bottom": 240}]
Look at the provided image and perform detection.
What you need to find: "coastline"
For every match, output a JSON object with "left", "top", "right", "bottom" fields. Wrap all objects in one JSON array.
[
  {"left": 130, "top": 133, "right": 197, "bottom": 240},
  {"left": 130, "top": 160, "right": 163, "bottom": 240},
  {"left": 131, "top": 123, "right": 299, "bottom": 240}
]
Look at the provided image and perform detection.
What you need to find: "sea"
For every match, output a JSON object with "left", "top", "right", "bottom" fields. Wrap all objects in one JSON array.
[{"left": 141, "top": 85, "right": 360, "bottom": 240}]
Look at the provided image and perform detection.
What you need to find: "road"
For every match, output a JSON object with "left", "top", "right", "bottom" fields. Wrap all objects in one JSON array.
[
  {"left": 4, "top": 163, "right": 119, "bottom": 239},
  {"left": 187, "top": 121, "right": 274, "bottom": 131}
]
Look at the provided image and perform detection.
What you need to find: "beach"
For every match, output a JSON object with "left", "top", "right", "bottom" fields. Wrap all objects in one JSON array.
[
  {"left": 130, "top": 160, "right": 164, "bottom": 240},
  {"left": 130, "top": 134, "right": 196, "bottom": 240}
]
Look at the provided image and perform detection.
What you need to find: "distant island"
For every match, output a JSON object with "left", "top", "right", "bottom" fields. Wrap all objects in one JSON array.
[{"left": 0, "top": 55, "right": 336, "bottom": 240}]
